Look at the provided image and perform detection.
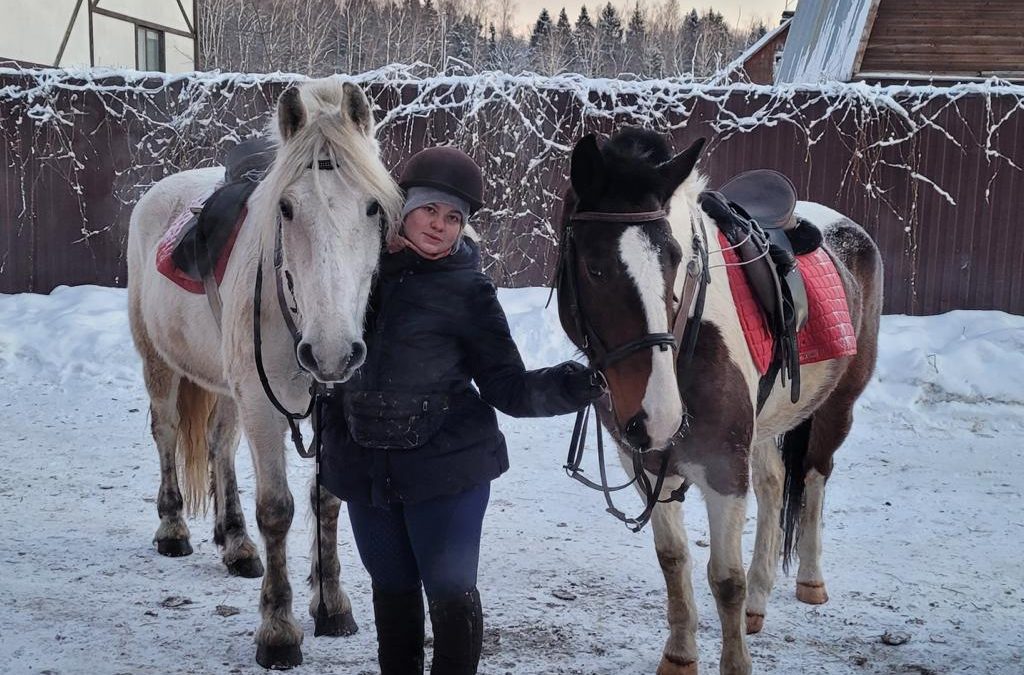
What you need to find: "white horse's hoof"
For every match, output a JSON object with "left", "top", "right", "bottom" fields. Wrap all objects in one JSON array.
[
  {"left": 255, "top": 643, "right": 303, "bottom": 670},
  {"left": 745, "top": 612, "right": 765, "bottom": 634}
]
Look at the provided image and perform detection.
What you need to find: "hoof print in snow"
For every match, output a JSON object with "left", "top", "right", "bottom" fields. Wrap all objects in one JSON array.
[
  {"left": 881, "top": 630, "right": 911, "bottom": 646},
  {"left": 161, "top": 595, "right": 194, "bottom": 609},
  {"left": 551, "top": 589, "right": 576, "bottom": 601},
  {"left": 215, "top": 605, "right": 240, "bottom": 617}
]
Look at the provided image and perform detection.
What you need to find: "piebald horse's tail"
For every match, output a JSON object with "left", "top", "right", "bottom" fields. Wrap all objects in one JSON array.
[
  {"left": 780, "top": 415, "right": 813, "bottom": 574},
  {"left": 176, "top": 378, "right": 217, "bottom": 517}
]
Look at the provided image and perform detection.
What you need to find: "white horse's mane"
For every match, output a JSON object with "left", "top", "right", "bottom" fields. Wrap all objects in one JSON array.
[{"left": 249, "top": 79, "right": 403, "bottom": 247}]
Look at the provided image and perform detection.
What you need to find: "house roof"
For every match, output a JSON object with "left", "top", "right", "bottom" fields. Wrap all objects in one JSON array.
[
  {"left": 775, "top": 0, "right": 878, "bottom": 84},
  {"left": 711, "top": 19, "right": 791, "bottom": 85}
]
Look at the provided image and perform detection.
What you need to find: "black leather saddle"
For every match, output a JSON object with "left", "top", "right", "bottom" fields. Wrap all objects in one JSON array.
[
  {"left": 171, "top": 137, "right": 276, "bottom": 282},
  {"left": 698, "top": 169, "right": 824, "bottom": 411}
]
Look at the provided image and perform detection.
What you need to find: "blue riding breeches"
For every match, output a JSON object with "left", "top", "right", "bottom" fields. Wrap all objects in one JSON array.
[{"left": 346, "top": 482, "right": 490, "bottom": 601}]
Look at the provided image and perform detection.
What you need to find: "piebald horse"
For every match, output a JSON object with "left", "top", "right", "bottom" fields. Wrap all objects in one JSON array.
[
  {"left": 127, "top": 80, "right": 402, "bottom": 668},
  {"left": 557, "top": 129, "right": 881, "bottom": 674}
]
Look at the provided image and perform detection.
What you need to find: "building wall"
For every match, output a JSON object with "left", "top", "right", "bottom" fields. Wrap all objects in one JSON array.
[
  {"left": 858, "top": 0, "right": 1024, "bottom": 76},
  {"left": 0, "top": 0, "right": 194, "bottom": 70},
  {"left": 0, "top": 0, "right": 87, "bottom": 67},
  {"left": 743, "top": 25, "right": 790, "bottom": 85},
  {"left": 93, "top": 14, "right": 137, "bottom": 69}
]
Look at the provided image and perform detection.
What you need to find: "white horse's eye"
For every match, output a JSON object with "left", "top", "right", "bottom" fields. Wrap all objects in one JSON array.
[
  {"left": 366, "top": 201, "right": 380, "bottom": 217},
  {"left": 279, "top": 199, "right": 294, "bottom": 221}
]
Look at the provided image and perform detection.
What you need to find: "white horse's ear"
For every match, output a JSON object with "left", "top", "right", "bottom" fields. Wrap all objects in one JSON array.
[
  {"left": 278, "top": 86, "right": 306, "bottom": 141},
  {"left": 342, "top": 82, "right": 373, "bottom": 136}
]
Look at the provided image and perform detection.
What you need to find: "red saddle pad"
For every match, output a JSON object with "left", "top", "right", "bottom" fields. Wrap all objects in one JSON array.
[
  {"left": 155, "top": 188, "right": 245, "bottom": 294},
  {"left": 717, "top": 231, "right": 857, "bottom": 375}
]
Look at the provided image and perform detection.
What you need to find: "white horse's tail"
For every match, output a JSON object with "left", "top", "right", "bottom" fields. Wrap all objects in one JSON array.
[{"left": 176, "top": 378, "right": 216, "bottom": 517}]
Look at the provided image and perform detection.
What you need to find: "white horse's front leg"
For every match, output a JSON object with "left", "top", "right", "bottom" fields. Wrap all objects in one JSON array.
[
  {"left": 703, "top": 486, "right": 752, "bottom": 675},
  {"left": 238, "top": 395, "right": 304, "bottom": 669},
  {"left": 745, "top": 440, "right": 784, "bottom": 633},
  {"left": 308, "top": 481, "right": 357, "bottom": 636}
]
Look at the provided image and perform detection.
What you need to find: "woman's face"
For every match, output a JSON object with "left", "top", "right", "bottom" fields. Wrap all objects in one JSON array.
[{"left": 402, "top": 203, "right": 463, "bottom": 256}]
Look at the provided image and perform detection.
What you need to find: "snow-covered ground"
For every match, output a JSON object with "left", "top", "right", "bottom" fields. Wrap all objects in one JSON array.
[{"left": 1, "top": 285, "right": 1021, "bottom": 675}]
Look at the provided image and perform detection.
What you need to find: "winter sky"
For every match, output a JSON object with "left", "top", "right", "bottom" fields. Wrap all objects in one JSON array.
[{"left": 513, "top": 1, "right": 794, "bottom": 33}]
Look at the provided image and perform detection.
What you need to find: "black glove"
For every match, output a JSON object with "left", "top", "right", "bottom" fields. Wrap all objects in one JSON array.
[{"left": 561, "top": 361, "right": 605, "bottom": 406}]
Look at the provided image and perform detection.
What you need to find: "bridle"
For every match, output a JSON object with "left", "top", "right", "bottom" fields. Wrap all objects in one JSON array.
[
  {"left": 249, "top": 157, "right": 384, "bottom": 631},
  {"left": 557, "top": 206, "right": 711, "bottom": 531}
]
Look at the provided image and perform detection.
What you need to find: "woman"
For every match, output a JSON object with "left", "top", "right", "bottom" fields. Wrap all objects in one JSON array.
[{"left": 321, "top": 146, "right": 603, "bottom": 675}]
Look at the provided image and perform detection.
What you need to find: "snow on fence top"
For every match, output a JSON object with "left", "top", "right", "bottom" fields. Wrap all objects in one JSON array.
[{"left": 1, "top": 65, "right": 1023, "bottom": 313}]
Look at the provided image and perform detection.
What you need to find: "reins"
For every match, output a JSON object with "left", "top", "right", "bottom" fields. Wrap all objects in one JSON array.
[{"left": 558, "top": 207, "right": 711, "bottom": 532}]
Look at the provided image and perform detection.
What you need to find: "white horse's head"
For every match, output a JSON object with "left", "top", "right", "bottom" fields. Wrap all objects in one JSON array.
[{"left": 252, "top": 80, "right": 402, "bottom": 383}]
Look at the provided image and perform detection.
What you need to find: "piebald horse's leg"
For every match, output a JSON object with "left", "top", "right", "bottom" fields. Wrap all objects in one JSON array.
[
  {"left": 616, "top": 451, "right": 699, "bottom": 674},
  {"left": 208, "top": 394, "right": 263, "bottom": 578},
  {"left": 745, "top": 440, "right": 785, "bottom": 633},
  {"left": 703, "top": 487, "right": 752, "bottom": 675},
  {"left": 795, "top": 468, "right": 829, "bottom": 605},
  {"left": 652, "top": 489, "right": 700, "bottom": 675},
  {"left": 308, "top": 482, "right": 358, "bottom": 636},
  {"left": 795, "top": 396, "right": 857, "bottom": 606},
  {"left": 241, "top": 401, "right": 304, "bottom": 669}
]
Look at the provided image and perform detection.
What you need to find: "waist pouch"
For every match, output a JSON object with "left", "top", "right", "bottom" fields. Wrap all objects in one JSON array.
[{"left": 342, "top": 390, "right": 450, "bottom": 450}]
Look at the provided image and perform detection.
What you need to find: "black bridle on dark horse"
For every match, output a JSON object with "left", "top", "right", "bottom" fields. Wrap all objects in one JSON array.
[{"left": 556, "top": 207, "right": 711, "bottom": 532}]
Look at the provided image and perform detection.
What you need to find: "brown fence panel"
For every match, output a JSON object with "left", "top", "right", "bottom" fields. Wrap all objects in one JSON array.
[{"left": 1, "top": 70, "right": 1021, "bottom": 316}]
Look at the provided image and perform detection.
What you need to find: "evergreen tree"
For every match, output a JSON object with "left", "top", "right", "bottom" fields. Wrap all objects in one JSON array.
[
  {"left": 595, "top": 2, "right": 624, "bottom": 76},
  {"left": 530, "top": 8, "right": 552, "bottom": 49},
  {"left": 556, "top": 7, "right": 577, "bottom": 70},
  {"left": 574, "top": 6, "right": 597, "bottom": 74},
  {"left": 624, "top": 2, "right": 646, "bottom": 75}
]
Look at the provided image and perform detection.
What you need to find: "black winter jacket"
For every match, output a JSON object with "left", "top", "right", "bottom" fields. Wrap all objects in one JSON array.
[{"left": 320, "top": 239, "right": 592, "bottom": 505}]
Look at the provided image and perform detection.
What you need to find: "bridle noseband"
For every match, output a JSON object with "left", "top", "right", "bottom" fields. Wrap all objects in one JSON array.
[{"left": 558, "top": 206, "right": 711, "bottom": 532}]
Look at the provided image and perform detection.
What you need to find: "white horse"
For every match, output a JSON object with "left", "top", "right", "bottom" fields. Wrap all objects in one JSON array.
[{"left": 127, "top": 79, "right": 402, "bottom": 668}]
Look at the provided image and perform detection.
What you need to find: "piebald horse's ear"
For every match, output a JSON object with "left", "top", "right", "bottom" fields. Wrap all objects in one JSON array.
[
  {"left": 342, "top": 82, "right": 373, "bottom": 136},
  {"left": 570, "top": 134, "right": 605, "bottom": 202},
  {"left": 658, "top": 137, "right": 707, "bottom": 202},
  {"left": 277, "top": 86, "right": 305, "bottom": 141}
]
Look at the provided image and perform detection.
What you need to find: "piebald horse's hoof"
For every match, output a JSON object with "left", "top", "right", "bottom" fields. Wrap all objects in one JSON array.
[
  {"left": 745, "top": 612, "right": 765, "bottom": 634},
  {"left": 156, "top": 538, "right": 192, "bottom": 557},
  {"left": 226, "top": 556, "right": 264, "bottom": 578},
  {"left": 314, "top": 609, "right": 359, "bottom": 637},
  {"left": 255, "top": 643, "right": 303, "bottom": 670},
  {"left": 657, "top": 655, "right": 698, "bottom": 675},
  {"left": 796, "top": 581, "right": 829, "bottom": 605}
]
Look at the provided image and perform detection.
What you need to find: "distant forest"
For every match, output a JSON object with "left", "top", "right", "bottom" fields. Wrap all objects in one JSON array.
[{"left": 197, "top": 0, "right": 771, "bottom": 79}]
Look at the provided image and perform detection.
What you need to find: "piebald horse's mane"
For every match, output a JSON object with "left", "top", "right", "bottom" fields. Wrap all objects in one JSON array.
[{"left": 248, "top": 79, "right": 404, "bottom": 249}]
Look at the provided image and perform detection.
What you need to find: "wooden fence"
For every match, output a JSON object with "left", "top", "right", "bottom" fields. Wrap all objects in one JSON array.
[{"left": 2, "top": 69, "right": 1021, "bottom": 315}]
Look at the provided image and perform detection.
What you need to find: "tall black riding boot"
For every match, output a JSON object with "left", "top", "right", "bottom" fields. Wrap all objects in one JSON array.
[
  {"left": 373, "top": 587, "right": 425, "bottom": 675},
  {"left": 428, "top": 588, "right": 483, "bottom": 675}
]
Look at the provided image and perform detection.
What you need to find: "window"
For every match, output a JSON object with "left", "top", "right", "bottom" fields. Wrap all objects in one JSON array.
[{"left": 136, "top": 26, "right": 165, "bottom": 71}]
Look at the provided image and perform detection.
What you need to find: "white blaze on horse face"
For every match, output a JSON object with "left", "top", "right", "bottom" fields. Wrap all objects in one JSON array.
[
  {"left": 618, "top": 228, "right": 684, "bottom": 449},
  {"left": 281, "top": 170, "right": 379, "bottom": 382}
]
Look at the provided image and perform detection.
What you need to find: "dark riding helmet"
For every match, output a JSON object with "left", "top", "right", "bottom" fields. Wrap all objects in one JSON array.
[{"left": 398, "top": 147, "right": 484, "bottom": 214}]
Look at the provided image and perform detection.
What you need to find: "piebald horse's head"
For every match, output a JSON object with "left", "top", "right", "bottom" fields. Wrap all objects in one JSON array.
[
  {"left": 253, "top": 80, "right": 403, "bottom": 383},
  {"left": 558, "top": 129, "right": 706, "bottom": 450}
]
